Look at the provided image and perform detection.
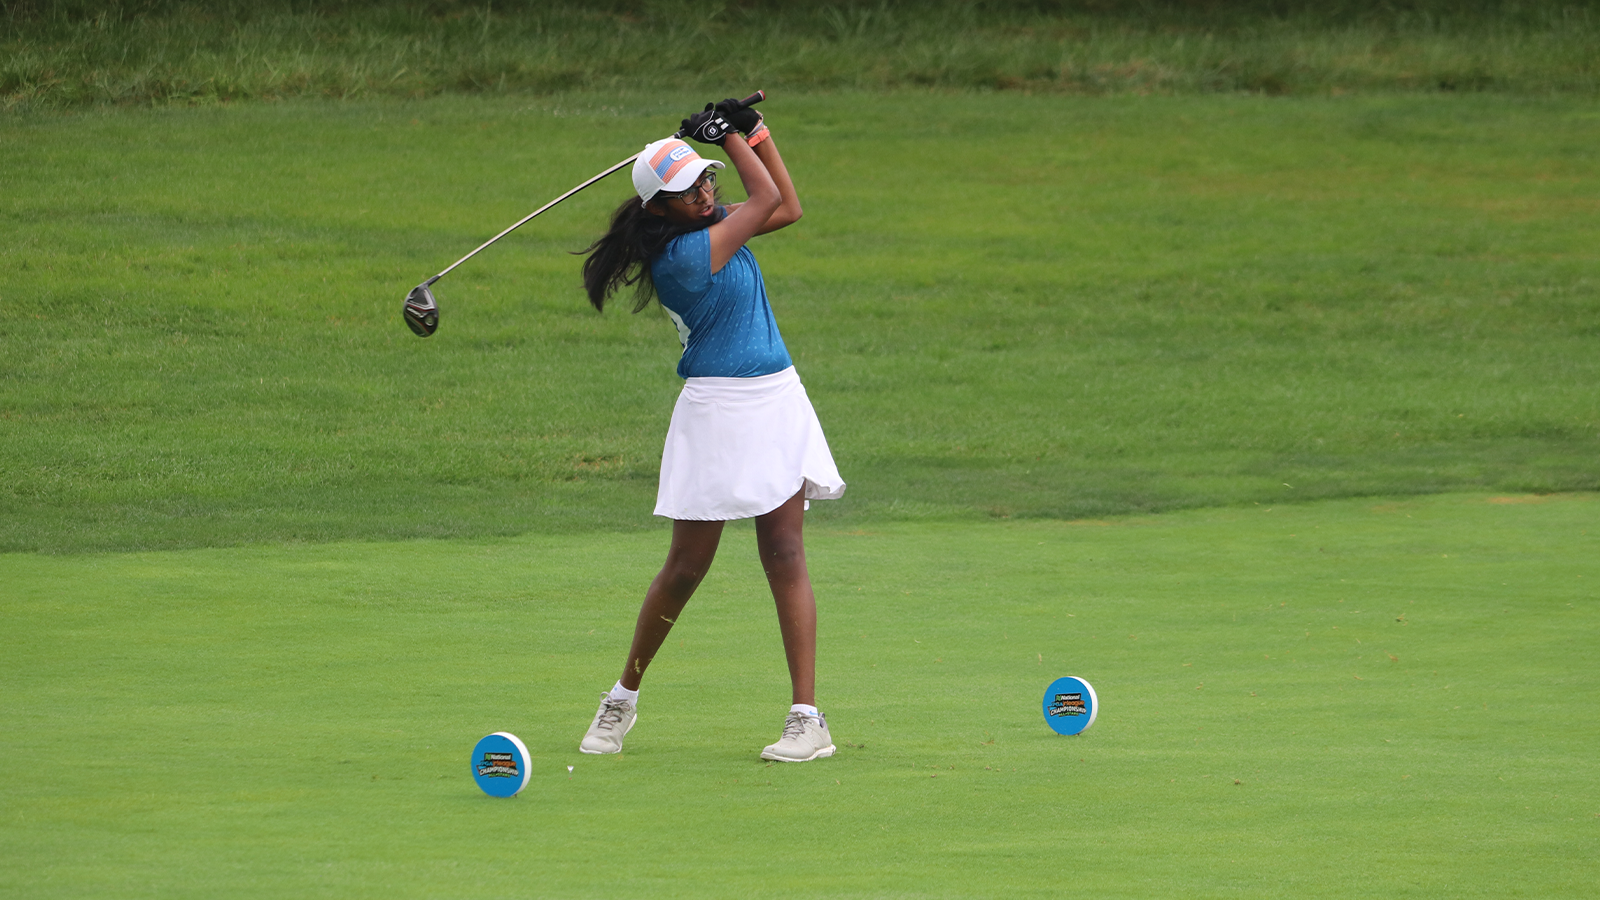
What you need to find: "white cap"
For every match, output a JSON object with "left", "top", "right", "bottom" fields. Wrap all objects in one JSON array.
[{"left": 632, "top": 137, "right": 724, "bottom": 205}]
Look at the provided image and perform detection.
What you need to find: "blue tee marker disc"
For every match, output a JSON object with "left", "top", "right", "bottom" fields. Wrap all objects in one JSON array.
[
  {"left": 1043, "top": 676, "right": 1098, "bottom": 736},
  {"left": 471, "top": 732, "right": 531, "bottom": 797}
]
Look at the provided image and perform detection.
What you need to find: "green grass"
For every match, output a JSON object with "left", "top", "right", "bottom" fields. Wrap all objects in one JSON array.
[
  {"left": 4, "top": 0, "right": 1599, "bottom": 110},
  {"left": 3, "top": 78, "right": 1596, "bottom": 898},
  {"left": 2, "top": 492, "right": 1596, "bottom": 897},
  {"left": 3, "top": 91, "right": 1597, "bottom": 552}
]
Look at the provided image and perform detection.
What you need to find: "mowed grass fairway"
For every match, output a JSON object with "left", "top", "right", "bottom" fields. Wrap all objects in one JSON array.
[
  {"left": 2, "top": 92, "right": 1597, "bottom": 551},
  {"left": 2, "top": 89, "right": 1598, "bottom": 896},
  {"left": 3, "top": 493, "right": 1597, "bottom": 898}
]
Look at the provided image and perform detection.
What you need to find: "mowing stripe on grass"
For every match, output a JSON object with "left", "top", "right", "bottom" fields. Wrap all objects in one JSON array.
[
  {"left": 3, "top": 92, "right": 1597, "bottom": 552},
  {"left": 3, "top": 492, "right": 1594, "bottom": 897}
]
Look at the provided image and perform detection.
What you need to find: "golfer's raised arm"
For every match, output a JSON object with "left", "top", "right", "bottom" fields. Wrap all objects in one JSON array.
[
  {"left": 708, "top": 137, "right": 780, "bottom": 273},
  {"left": 750, "top": 134, "right": 801, "bottom": 236}
]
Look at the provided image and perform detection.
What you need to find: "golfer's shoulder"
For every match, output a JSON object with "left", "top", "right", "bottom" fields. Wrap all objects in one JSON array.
[{"left": 655, "top": 228, "right": 712, "bottom": 280}]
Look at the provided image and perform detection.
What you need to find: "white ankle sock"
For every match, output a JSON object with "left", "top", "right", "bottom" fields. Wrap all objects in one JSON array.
[
  {"left": 610, "top": 682, "right": 639, "bottom": 703},
  {"left": 790, "top": 703, "right": 819, "bottom": 718}
]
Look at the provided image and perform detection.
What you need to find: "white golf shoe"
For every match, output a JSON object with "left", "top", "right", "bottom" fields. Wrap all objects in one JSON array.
[
  {"left": 579, "top": 693, "right": 637, "bottom": 754},
  {"left": 760, "top": 711, "right": 836, "bottom": 762}
]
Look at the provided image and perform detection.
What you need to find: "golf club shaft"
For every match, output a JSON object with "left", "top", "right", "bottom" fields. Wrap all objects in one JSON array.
[
  {"left": 426, "top": 152, "right": 638, "bottom": 285},
  {"left": 423, "top": 91, "right": 765, "bottom": 287}
]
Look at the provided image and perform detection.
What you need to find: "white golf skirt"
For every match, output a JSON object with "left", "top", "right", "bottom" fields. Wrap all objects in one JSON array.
[{"left": 654, "top": 366, "right": 846, "bottom": 521}]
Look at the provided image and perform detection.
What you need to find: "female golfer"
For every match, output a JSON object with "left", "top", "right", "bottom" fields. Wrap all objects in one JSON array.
[{"left": 576, "top": 102, "right": 844, "bottom": 762}]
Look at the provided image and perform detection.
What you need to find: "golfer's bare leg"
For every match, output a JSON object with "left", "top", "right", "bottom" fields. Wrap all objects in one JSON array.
[
  {"left": 755, "top": 489, "right": 817, "bottom": 707},
  {"left": 619, "top": 519, "right": 724, "bottom": 691}
]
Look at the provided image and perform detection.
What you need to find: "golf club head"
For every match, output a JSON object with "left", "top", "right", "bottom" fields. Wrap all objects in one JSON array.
[{"left": 404, "top": 282, "right": 439, "bottom": 337}]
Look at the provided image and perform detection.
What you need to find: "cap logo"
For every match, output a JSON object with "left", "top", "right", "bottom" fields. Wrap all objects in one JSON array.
[{"left": 649, "top": 139, "right": 700, "bottom": 185}]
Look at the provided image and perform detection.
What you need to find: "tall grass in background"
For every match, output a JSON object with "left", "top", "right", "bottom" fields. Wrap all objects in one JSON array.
[{"left": 3, "top": 0, "right": 1598, "bottom": 109}]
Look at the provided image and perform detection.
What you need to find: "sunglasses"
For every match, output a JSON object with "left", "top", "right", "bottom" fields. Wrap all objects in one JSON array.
[{"left": 659, "top": 170, "right": 716, "bottom": 204}]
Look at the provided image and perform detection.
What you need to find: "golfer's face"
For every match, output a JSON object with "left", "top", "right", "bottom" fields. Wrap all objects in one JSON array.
[{"left": 658, "top": 173, "right": 717, "bottom": 224}]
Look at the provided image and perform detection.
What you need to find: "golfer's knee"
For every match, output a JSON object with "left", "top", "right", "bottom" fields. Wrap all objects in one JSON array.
[
  {"left": 660, "top": 559, "right": 709, "bottom": 595},
  {"left": 760, "top": 536, "right": 805, "bottom": 573}
]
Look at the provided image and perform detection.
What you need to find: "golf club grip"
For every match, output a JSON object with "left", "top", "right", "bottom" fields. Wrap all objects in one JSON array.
[{"left": 671, "top": 91, "right": 766, "bottom": 139}]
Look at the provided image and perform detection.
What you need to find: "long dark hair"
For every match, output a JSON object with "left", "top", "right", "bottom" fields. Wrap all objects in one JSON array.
[{"left": 578, "top": 189, "right": 722, "bottom": 313}]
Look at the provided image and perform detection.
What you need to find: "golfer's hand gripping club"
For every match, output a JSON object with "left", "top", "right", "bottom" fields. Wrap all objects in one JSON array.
[
  {"left": 404, "top": 91, "right": 764, "bottom": 337},
  {"left": 680, "top": 106, "right": 735, "bottom": 146},
  {"left": 675, "top": 91, "right": 765, "bottom": 145},
  {"left": 714, "top": 97, "right": 764, "bottom": 136}
]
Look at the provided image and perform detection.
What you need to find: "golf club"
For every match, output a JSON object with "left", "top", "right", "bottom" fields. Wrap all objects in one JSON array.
[{"left": 404, "top": 91, "right": 765, "bottom": 337}]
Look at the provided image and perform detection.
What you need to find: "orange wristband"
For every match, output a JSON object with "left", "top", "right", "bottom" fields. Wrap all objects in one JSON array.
[{"left": 746, "top": 124, "right": 771, "bottom": 148}]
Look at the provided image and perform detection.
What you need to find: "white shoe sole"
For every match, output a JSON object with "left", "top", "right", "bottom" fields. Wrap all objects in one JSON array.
[{"left": 760, "top": 743, "right": 836, "bottom": 762}]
